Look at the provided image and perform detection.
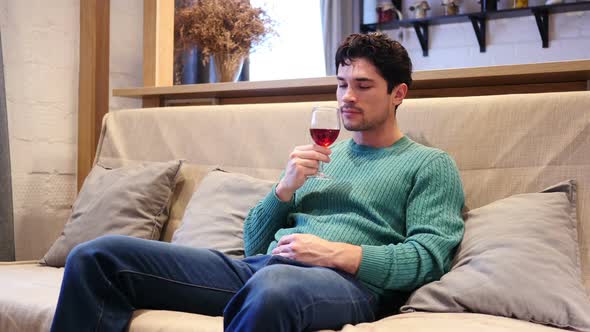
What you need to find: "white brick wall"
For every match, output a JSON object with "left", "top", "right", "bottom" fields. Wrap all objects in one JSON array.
[
  {"left": 1, "top": 0, "right": 79, "bottom": 260},
  {"left": 1, "top": 0, "right": 142, "bottom": 260},
  {"left": 384, "top": 5, "right": 590, "bottom": 70},
  {"left": 110, "top": 0, "right": 143, "bottom": 111}
]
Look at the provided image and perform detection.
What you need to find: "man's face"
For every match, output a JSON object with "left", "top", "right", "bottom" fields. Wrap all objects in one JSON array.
[{"left": 336, "top": 58, "right": 395, "bottom": 132}]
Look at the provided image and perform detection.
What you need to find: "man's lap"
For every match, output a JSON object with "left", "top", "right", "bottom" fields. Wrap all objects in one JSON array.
[{"left": 81, "top": 235, "right": 377, "bottom": 318}]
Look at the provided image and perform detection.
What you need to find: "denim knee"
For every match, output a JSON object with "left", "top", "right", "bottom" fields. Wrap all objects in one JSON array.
[
  {"left": 245, "top": 265, "right": 308, "bottom": 309},
  {"left": 65, "top": 234, "right": 130, "bottom": 268}
]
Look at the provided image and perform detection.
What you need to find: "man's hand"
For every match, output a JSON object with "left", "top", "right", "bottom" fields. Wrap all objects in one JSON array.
[
  {"left": 271, "top": 234, "right": 362, "bottom": 275},
  {"left": 275, "top": 145, "right": 331, "bottom": 202}
]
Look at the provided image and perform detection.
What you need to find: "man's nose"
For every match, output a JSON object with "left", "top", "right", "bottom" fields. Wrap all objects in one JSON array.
[{"left": 342, "top": 87, "right": 356, "bottom": 103}]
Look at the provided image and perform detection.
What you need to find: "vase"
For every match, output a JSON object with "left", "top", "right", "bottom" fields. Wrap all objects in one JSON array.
[
  {"left": 175, "top": 47, "right": 210, "bottom": 85},
  {"left": 212, "top": 53, "right": 245, "bottom": 83}
]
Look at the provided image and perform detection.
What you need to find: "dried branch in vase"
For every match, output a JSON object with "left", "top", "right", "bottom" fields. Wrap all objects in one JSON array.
[{"left": 175, "top": 0, "right": 275, "bottom": 64}]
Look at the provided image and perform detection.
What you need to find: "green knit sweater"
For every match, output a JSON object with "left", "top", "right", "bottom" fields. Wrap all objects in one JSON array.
[{"left": 243, "top": 136, "right": 465, "bottom": 296}]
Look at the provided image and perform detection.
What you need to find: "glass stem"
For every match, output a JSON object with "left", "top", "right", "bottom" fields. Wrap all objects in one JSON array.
[{"left": 318, "top": 160, "right": 324, "bottom": 176}]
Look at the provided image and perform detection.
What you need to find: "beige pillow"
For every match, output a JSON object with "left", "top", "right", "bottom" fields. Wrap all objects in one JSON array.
[
  {"left": 41, "top": 160, "right": 183, "bottom": 267},
  {"left": 171, "top": 169, "right": 274, "bottom": 258},
  {"left": 401, "top": 180, "right": 590, "bottom": 331},
  {"left": 160, "top": 164, "right": 217, "bottom": 242}
]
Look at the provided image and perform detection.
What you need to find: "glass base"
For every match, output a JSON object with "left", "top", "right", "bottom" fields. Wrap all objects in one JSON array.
[{"left": 308, "top": 173, "right": 332, "bottom": 180}]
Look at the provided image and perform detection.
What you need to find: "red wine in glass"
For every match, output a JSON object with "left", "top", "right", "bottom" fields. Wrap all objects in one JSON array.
[
  {"left": 309, "top": 106, "right": 341, "bottom": 179},
  {"left": 310, "top": 128, "right": 340, "bottom": 147}
]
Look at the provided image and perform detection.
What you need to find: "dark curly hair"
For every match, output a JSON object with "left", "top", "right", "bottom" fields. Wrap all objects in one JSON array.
[{"left": 335, "top": 33, "right": 413, "bottom": 93}]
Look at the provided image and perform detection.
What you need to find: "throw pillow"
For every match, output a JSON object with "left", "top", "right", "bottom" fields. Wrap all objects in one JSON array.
[
  {"left": 171, "top": 169, "right": 274, "bottom": 258},
  {"left": 41, "top": 160, "right": 183, "bottom": 267},
  {"left": 401, "top": 180, "right": 590, "bottom": 331}
]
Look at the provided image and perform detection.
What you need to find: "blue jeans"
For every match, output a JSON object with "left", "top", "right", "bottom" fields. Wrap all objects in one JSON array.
[{"left": 50, "top": 235, "right": 379, "bottom": 332}]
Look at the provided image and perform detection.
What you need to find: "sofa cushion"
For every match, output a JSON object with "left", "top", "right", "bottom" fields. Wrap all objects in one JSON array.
[
  {"left": 329, "top": 312, "right": 568, "bottom": 332},
  {"left": 129, "top": 310, "right": 223, "bottom": 332},
  {"left": 41, "top": 160, "right": 183, "bottom": 267},
  {"left": 128, "top": 311, "right": 566, "bottom": 332},
  {"left": 401, "top": 180, "right": 590, "bottom": 331},
  {"left": 171, "top": 169, "right": 274, "bottom": 258},
  {"left": 0, "top": 264, "right": 567, "bottom": 332},
  {"left": 160, "top": 164, "right": 217, "bottom": 242},
  {"left": 0, "top": 262, "right": 62, "bottom": 332}
]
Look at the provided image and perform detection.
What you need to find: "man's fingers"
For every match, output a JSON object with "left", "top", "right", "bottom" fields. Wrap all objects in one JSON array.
[
  {"left": 291, "top": 150, "right": 331, "bottom": 163},
  {"left": 295, "top": 144, "right": 332, "bottom": 155},
  {"left": 275, "top": 235, "right": 291, "bottom": 251},
  {"left": 293, "top": 158, "right": 320, "bottom": 170},
  {"left": 277, "top": 235, "right": 294, "bottom": 246},
  {"left": 272, "top": 244, "right": 293, "bottom": 257},
  {"left": 278, "top": 144, "right": 332, "bottom": 199},
  {"left": 273, "top": 252, "right": 293, "bottom": 259}
]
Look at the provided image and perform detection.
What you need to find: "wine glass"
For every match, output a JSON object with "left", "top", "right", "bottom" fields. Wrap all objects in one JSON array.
[{"left": 309, "top": 106, "right": 341, "bottom": 179}]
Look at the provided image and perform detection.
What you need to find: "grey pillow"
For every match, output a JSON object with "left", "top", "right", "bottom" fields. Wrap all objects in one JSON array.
[
  {"left": 41, "top": 160, "right": 183, "bottom": 267},
  {"left": 171, "top": 169, "right": 274, "bottom": 258},
  {"left": 401, "top": 180, "right": 590, "bottom": 331}
]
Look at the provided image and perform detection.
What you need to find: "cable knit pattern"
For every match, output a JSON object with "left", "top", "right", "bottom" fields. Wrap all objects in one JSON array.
[{"left": 243, "top": 136, "right": 465, "bottom": 296}]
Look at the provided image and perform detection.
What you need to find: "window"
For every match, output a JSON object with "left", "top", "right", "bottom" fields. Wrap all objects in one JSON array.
[{"left": 249, "top": 0, "right": 326, "bottom": 81}]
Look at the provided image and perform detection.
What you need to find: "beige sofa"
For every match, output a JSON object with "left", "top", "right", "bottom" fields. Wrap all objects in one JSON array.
[{"left": 0, "top": 91, "right": 589, "bottom": 331}]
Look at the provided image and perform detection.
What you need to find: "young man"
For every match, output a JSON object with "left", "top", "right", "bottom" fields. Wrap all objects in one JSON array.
[{"left": 50, "top": 33, "right": 464, "bottom": 332}]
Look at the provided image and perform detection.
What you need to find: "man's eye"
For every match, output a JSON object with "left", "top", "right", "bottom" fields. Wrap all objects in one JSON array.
[
  {"left": 359, "top": 86, "right": 371, "bottom": 89},
  {"left": 338, "top": 85, "right": 348, "bottom": 88}
]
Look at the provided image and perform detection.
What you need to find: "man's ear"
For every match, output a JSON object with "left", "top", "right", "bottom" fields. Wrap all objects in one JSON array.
[{"left": 391, "top": 83, "right": 408, "bottom": 109}]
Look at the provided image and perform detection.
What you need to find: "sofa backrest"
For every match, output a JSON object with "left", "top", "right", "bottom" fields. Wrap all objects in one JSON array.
[{"left": 96, "top": 91, "right": 590, "bottom": 293}]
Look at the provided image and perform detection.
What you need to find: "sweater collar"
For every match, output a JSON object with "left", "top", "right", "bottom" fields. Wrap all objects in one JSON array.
[{"left": 348, "top": 135, "right": 412, "bottom": 155}]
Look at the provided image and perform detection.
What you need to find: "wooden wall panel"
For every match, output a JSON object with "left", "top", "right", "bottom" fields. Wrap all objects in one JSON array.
[
  {"left": 143, "top": 0, "right": 174, "bottom": 91},
  {"left": 78, "top": 0, "right": 110, "bottom": 190}
]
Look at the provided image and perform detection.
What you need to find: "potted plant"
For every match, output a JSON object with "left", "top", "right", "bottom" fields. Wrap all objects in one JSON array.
[{"left": 175, "top": 0, "right": 274, "bottom": 82}]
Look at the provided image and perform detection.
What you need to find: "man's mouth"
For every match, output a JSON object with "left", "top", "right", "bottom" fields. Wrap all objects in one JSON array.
[{"left": 340, "top": 107, "right": 362, "bottom": 114}]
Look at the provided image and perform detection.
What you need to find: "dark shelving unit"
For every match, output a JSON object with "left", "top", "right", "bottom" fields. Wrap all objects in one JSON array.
[{"left": 361, "top": 1, "right": 590, "bottom": 56}]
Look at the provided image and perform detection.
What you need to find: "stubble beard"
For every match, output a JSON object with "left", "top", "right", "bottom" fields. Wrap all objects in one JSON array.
[
  {"left": 344, "top": 121, "right": 367, "bottom": 131},
  {"left": 343, "top": 111, "right": 391, "bottom": 132}
]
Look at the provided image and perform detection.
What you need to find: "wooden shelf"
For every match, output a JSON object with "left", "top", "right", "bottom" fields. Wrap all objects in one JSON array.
[
  {"left": 112, "top": 60, "right": 590, "bottom": 106},
  {"left": 362, "top": 1, "right": 590, "bottom": 56}
]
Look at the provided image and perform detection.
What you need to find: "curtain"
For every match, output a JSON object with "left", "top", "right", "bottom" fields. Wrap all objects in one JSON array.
[
  {"left": 0, "top": 29, "right": 15, "bottom": 261},
  {"left": 320, "top": 0, "right": 361, "bottom": 76}
]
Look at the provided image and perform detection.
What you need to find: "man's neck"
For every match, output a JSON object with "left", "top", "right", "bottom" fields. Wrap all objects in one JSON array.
[{"left": 352, "top": 126, "right": 404, "bottom": 148}]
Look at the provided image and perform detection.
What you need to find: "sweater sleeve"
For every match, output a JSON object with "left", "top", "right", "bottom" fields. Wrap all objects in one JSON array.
[
  {"left": 243, "top": 184, "right": 293, "bottom": 256},
  {"left": 356, "top": 153, "right": 465, "bottom": 291}
]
